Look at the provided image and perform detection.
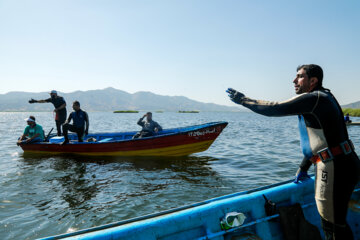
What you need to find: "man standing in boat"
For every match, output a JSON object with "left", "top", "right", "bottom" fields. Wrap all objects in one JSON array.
[
  {"left": 133, "top": 112, "right": 162, "bottom": 138},
  {"left": 227, "top": 64, "right": 360, "bottom": 239},
  {"left": 29, "top": 90, "right": 67, "bottom": 136},
  {"left": 61, "top": 101, "right": 89, "bottom": 144}
]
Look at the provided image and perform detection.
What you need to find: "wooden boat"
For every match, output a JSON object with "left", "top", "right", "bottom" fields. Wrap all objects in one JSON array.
[
  {"left": 19, "top": 122, "right": 228, "bottom": 156},
  {"left": 39, "top": 177, "right": 360, "bottom": 240}
]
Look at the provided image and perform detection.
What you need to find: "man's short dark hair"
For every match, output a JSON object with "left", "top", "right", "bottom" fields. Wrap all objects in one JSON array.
[
  {"left": 29, "top": 116, "right": 35, "bottom": 121},
  {"left": 146, "top": 112, "right": 152, "bottom": 115},
  {"left": 297, "top": 64, "right": 323, "bottom": 87},
  {"left": 73, "top": 101, "right": 80, "bottom": 106}
]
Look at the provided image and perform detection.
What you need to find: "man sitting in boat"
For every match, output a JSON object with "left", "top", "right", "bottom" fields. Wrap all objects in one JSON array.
[
  {"left": 17, "top": 116, "right": 45, "bottom": 145},
  {"left": 133, "top": 112, "right": 162, "bottom": 139},
  {"left": 344, "top": 113, "right": 352, "bottom": 123},
  {"left": 61, "top": 101, "right": 89, "bottom": 144}
]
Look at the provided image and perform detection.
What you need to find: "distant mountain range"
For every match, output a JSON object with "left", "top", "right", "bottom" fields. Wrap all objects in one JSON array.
[
  {"left": 0, "top": 87, "right": 241, "bottom": 112},
  {"left": 342, "top": 101, "right": 360, "bottom": 109}
]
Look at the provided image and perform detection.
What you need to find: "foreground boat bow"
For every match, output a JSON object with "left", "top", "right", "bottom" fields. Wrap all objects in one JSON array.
[{"left": 39, "top": 178, "right": 360, "bottom": 240}]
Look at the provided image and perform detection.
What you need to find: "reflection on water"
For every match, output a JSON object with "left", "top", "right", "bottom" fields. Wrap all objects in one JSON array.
[
  {"left": 2, "top": 112, "right": 360, "bottom": 240},
  {"left": 10, "top": 153, "right": 222, "bottom": 239}
]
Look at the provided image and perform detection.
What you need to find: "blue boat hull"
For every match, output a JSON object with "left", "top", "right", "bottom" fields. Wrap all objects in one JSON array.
[{"left": 40, "top": 178, "right": 360, "bottom": 240}]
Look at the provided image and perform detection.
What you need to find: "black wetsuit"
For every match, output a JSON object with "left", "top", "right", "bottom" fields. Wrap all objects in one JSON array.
[
  {"left": 45, "top": 96, "right": 67, "bottom": 136},
  {"left": 63, "top": 109, "right": 89, "bottom": 142},
  {"left": 239, "top": 87, "right": 360, "bottom": 239}
]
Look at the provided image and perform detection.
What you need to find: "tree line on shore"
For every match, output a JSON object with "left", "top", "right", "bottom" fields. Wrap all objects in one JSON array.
[{"left": 343, "top": 108, "right": 360, "bottom": 117}]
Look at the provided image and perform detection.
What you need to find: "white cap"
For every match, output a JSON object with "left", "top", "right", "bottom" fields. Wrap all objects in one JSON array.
[
  {"left": 25, "top": 117, "right": 35, "bottom": 122},
  {"left": 50, "top": 90, "right": 57, "bottom": 94}
]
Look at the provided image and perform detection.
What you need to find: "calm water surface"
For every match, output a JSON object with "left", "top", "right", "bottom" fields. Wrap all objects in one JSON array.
[{"left": 1, "top": 112, "right": 360, "bottom": 240}]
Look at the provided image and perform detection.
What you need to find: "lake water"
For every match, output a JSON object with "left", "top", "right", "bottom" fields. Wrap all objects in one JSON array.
[{"left": 1, "top": 111, "right": 360, "bottom": 240}]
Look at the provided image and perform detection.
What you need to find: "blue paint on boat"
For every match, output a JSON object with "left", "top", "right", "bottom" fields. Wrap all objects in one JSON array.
[{"left": 39, "top": 178, "right": 360, "bottom": 240}]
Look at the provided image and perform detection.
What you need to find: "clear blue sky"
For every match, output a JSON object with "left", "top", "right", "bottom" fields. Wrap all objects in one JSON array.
[{"left": 1, "top": 0, "right": 359, "bottom": 106}]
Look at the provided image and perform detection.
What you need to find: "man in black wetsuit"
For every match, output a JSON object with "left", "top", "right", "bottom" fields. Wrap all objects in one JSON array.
[
  {"left": 62, "top": 101, "right": 89, "bottom": 144},
  {"left": 227, "top": 64, "right": 360, "bottom": 239},
  {"left": 29, "top": 90, "right": 67, "bottom": 136}
]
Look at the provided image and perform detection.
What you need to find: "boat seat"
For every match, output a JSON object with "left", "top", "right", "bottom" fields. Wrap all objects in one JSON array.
[{"left": 98, "top": 138, "right": 113, "bottom": 143}]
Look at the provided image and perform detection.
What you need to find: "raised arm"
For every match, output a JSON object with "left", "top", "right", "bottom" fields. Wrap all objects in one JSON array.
[
  {"left": 137, "top": 115, "right": 146, "bottom": 127},
  {"left": 226, "top": 88, "right": 319, "bottom": 117},
  {"left": 29, "top": 98, "right": 50, "bottom": 104}
]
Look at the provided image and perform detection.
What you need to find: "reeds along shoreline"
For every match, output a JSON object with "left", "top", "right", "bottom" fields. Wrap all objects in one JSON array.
[
  {"left": 113, "top": 110, "right": 139, "bottom": 113},
  {"left": 342, "top": 108, "right": 360, "bottom": 117},
  {"left": 178, "top": 111, "right": 199, "bottom": 113}
]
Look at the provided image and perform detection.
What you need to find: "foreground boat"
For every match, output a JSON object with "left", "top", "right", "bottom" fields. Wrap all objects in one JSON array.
[
  {"left": 39, "top": 178, "right": 360, "bottom": 240},
  {"left": 19, "top": 122, "right": 228, "bottom": 156}
]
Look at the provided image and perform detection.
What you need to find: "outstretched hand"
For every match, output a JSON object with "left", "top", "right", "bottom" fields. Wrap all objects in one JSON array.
[
  {"left": 226, "top": 88, "right": 245, "bottom": 104},
  {"left": 28, "top": 98, "right": 37, "bottom": 104}
]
